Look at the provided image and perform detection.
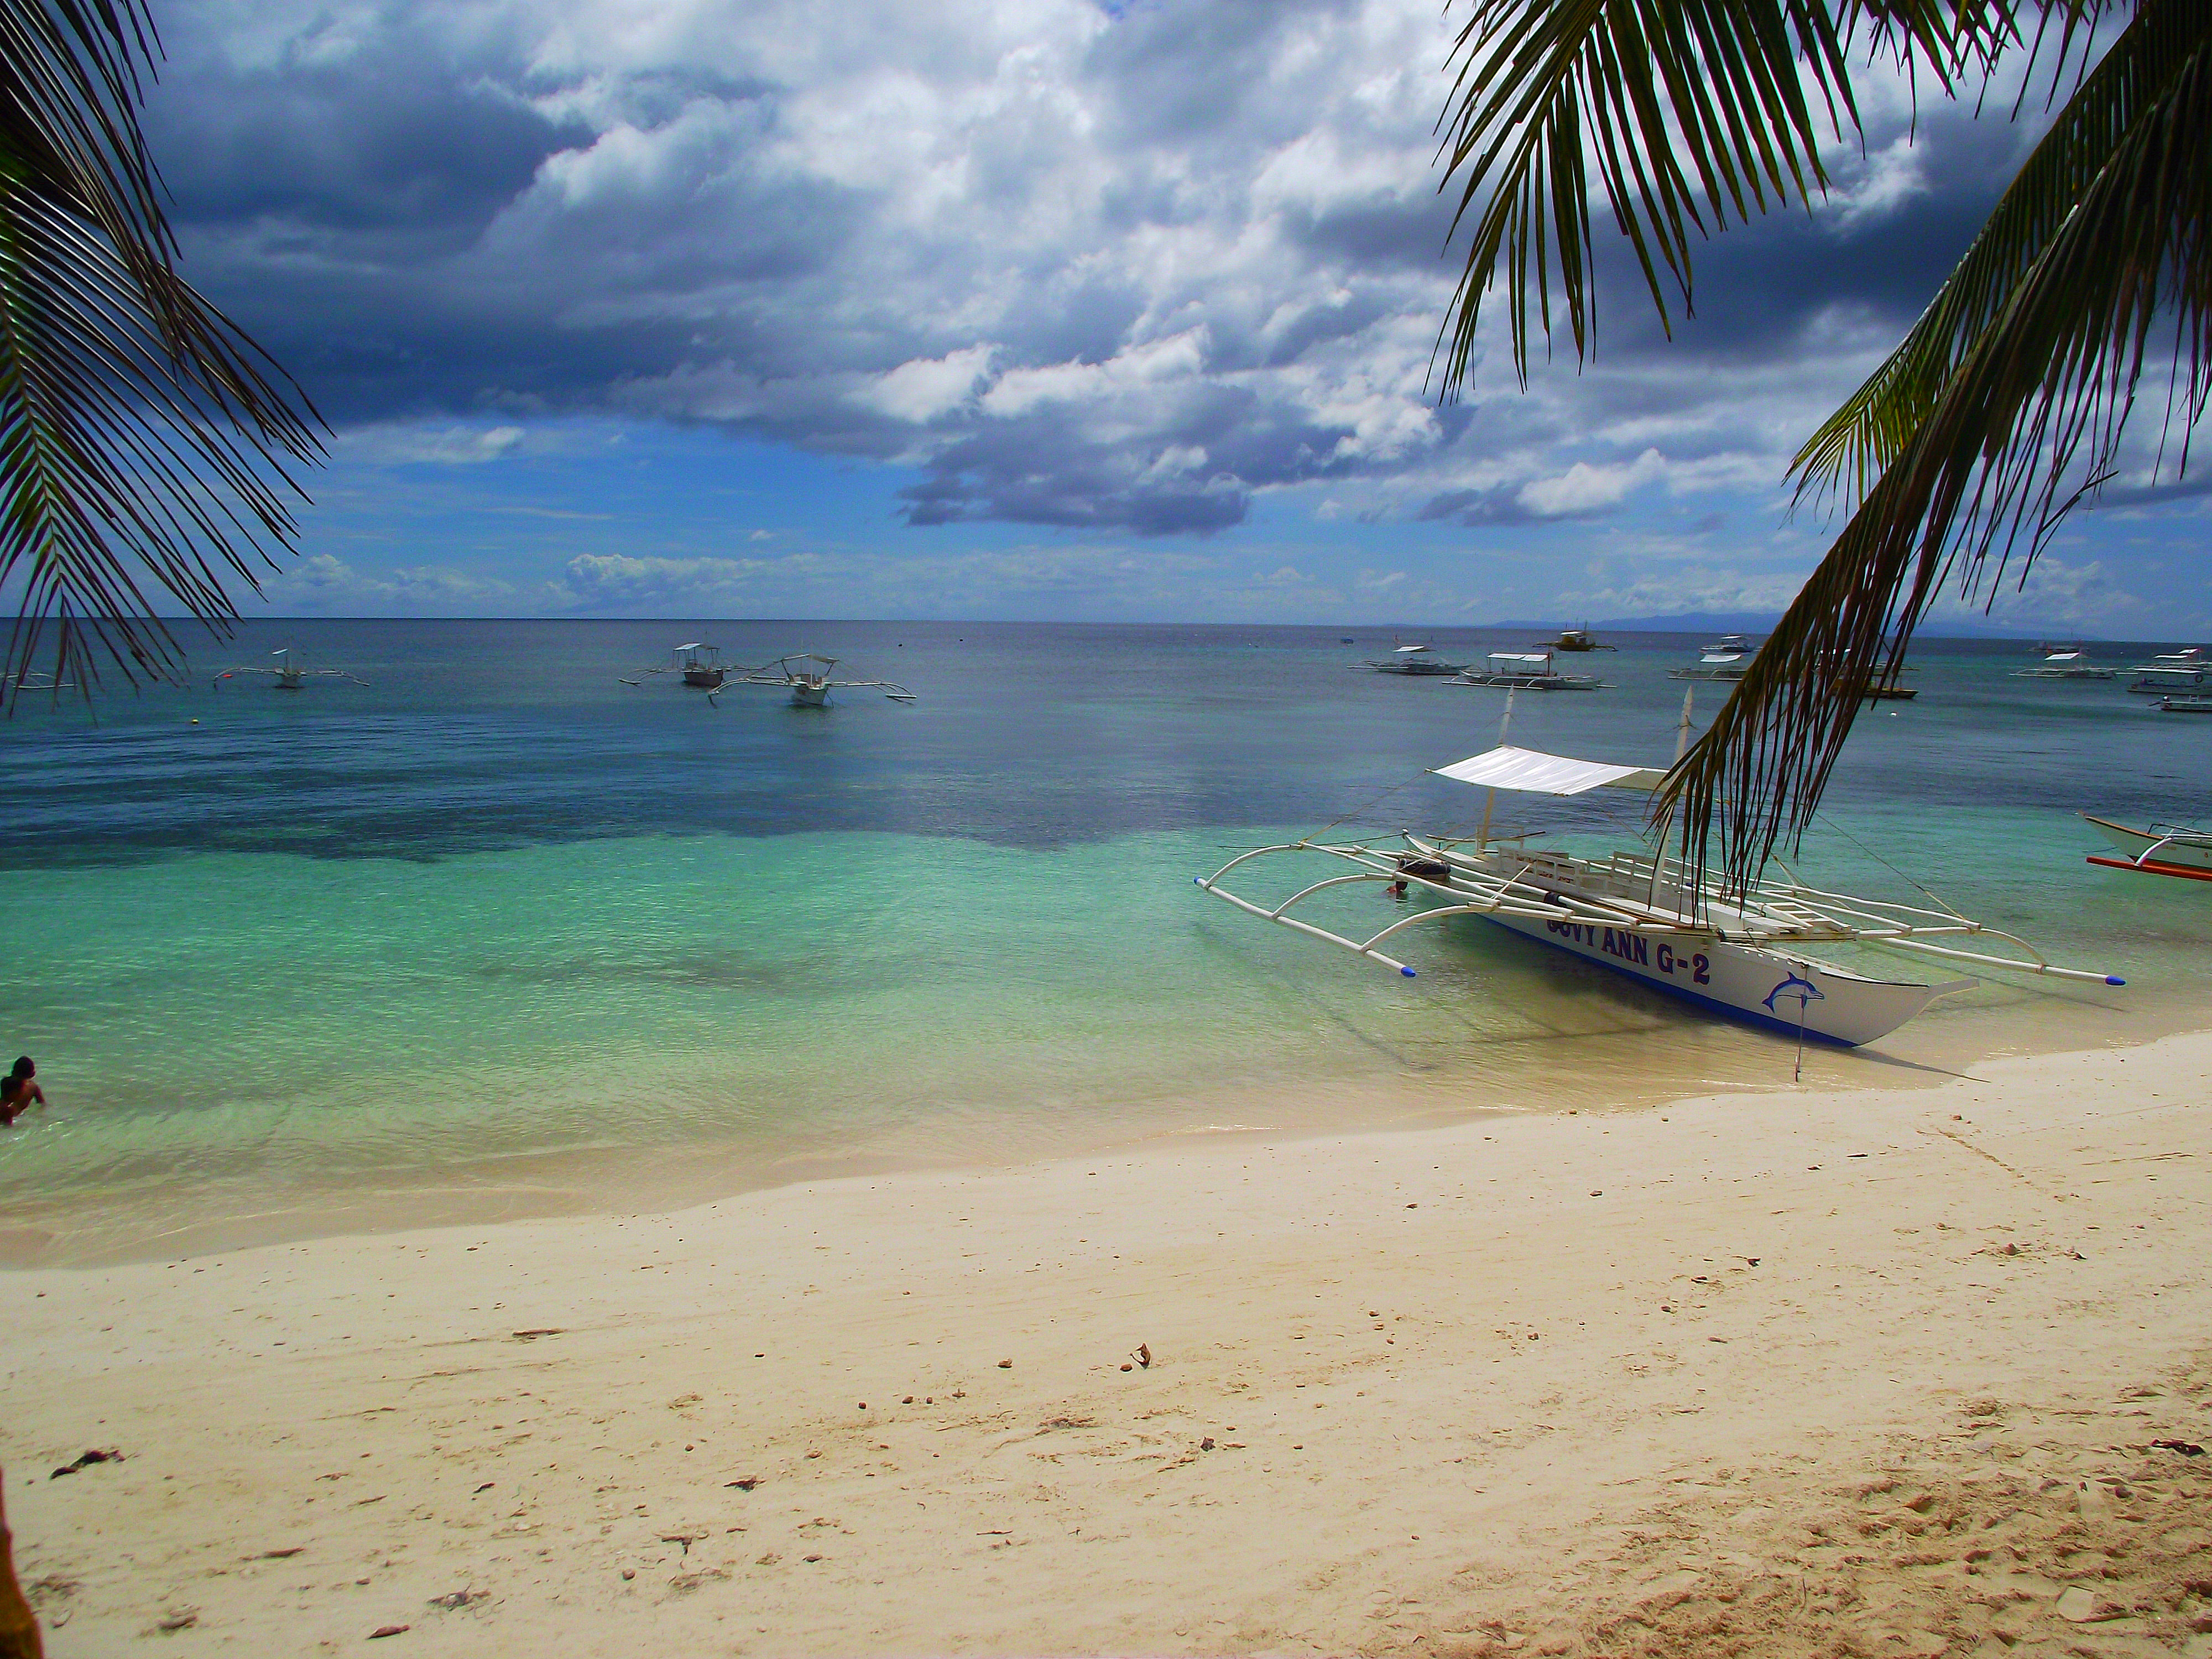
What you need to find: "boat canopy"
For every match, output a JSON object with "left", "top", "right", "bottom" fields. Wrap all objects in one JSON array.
[
  {"left": 1487, "top": 652, "right": 1551, "bottom": 665},
  {"left": 1395, "top": 643, "right": 1434, "bottom": 653},
  {"left": 1430, "top": 744, "right": 1666, "bottom": 795}
]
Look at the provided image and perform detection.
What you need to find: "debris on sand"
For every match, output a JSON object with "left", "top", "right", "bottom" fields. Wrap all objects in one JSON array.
[
  {"left": 427, "top": 1590, "right": 488, "bottom": 1611},
  {"left": 724, "top": 1477, "right": 760, "bottom": 1490},
  {"left": 368, "top": 1623, "right": 410, "bottom": 1638},
  {"left": 49, "top": 1448, "right": 123, "bottom": 1479}
]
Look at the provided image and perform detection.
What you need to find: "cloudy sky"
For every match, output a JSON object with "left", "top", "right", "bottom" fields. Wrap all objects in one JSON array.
[{"left": 142, "top": 0, "right": 2207, "bottom": 633}]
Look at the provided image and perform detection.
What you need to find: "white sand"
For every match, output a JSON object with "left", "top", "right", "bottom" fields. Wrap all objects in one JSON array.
[{"left": 4, "top": 1033, "right": 2210, "bottom": 1656}]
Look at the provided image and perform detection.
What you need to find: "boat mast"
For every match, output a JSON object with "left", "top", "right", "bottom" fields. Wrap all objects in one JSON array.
[{"left": 1477, "top": 688, "right": 1516, "bottom": 848}]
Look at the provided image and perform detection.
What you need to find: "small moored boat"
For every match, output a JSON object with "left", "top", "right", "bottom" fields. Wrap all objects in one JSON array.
[
  {"left": 1365, "top": 643, "right": 1467, "bottom": 676},
  {"left": 2082, "top": 815, "right": 2212, "bottom": 881},
  {"left": 1449, "top": 651, "right": 1603, "bottom": 691}
]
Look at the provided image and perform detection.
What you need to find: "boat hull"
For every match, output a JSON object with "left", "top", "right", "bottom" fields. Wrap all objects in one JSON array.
[
  {"left": 1479, "top": 911, "right": 1954, "bottom": 1047},
  {"left": 791, "top": 684, "right": 830, "bottom": 707},
  {"left": 2083, "top": 815, "right": 2212, "bottom": 873}
]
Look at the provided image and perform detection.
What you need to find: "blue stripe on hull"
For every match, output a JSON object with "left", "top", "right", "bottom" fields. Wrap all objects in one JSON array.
[{"left": 1479, "top": 916, "right": 1861, "bottom": 1047}]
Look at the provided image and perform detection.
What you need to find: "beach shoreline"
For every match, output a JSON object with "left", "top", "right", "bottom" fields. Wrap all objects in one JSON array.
[
  {"left": 3, "top": 1029, "right": 2208, "bottom": 1655},
  {"left": 0, "top": 982, "right": 2192, "bottom": 1272}
]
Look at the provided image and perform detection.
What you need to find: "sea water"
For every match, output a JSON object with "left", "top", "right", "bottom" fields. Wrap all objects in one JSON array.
[{"left": 2, "top": 619, "right": 2204, "bottom": 1261}]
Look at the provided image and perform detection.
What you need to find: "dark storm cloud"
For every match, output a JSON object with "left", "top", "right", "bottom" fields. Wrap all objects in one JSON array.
[{"left": 145, "top": 0, "right": 2040, "bottom": 533}]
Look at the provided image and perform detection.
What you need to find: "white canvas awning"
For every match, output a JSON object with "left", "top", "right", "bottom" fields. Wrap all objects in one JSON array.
[
  {"left": 1488, "top": 652, "right": 1552, "bottom": 665},
  {"left": 1430, "top": 744, "right": 1667, "bottom": 795}
]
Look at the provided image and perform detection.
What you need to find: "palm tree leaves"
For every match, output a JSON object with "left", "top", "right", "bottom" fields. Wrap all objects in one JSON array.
[
  {"left": 1656, "top": 0, "right": 2212, "bottom": 888},
  {"left": 1434, "top": 0, "right": 1987, "bottom": 395},
  {"left": 0, "top": 0, "right": 321, "bottom": 704}
]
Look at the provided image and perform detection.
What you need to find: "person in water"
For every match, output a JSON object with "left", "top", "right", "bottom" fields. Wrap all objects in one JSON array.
[{"left": 0, "top": 1056, "right": 45, "bottom": 1125}]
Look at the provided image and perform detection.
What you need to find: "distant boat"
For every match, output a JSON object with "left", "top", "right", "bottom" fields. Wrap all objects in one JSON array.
[
  {"left": 717, "top": 653, "right": 916, "bottom": 709},
  {"left": 2013, "top": 645, "right": 2115, "bottom": 680},
  {"left": 1450, "top": 650, "right": 1603, "bottom": 691},
  {"left": 1365, "top": 643, "right": 1467, "bottom": 676},
  {"left": 2126, "top": 647, "right": 2208, "bottom": 693},
  {"left": 2159, "top": 693, "right": 2212, "bottom": 714},
  {"left": 619, "top": 641, "right": 729, "bottom": 690},
  {"left": 212, "top": 647, "right": 366, "bottom": 692},
  {"left": 1861, "top": 682, "right": 1919, "bottom": 701},
  {"left": 1549, "top": 625, "right": 1615, "bottom": 653},
  {"left": 1668, "top": 637, "right": 1754, "bottom": 681},
  {"left": 2083, "top": 815, "right": 2212, "bottom": 881}
]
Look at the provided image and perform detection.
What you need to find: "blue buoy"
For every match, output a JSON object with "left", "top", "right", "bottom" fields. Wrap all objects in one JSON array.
[
  {"left": 1400, "top": 966, "right": 1417, "bottom": 977},
  {"left": 2106, "top": 975, "right": 2126, "bottom": 986}
]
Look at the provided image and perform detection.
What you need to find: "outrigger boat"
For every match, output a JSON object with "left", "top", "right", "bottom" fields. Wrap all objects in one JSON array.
[
  {"left": 1550, "top": 625, "right": 1615, "bottom": 653},
  {"left": 2128, "top": 648, "right": 2210, "bottom": 694},
  {"left": 1449, "top": 651, "right": 1603, "bottom": 691},
  {"left": 1365, "top": 643, "right": 1468, "bottom": 676},
  {"left": 2083, "top": 815, "right": 2212, "bottom": 881},
  {"left": 619, "top": 642, "right": 729, "bottom": 689},
  {"left": 711, "top": 653, "right": 916, "bottom": 708},
  {"left": 1198, "top": 737, "right": 2121, "bottom": 1050},
  {"left": 1668, "top": 637, "right": 1754, "bottom": 681},
  {"left": 2013, "top": 646, "right": 2115, "bottom": 680},
  {"left": 212, "top": 648, "right": 366, "bottom": 691},
  {"left": 2160, "top": 693, "right": 2212, "bottom": 714}
]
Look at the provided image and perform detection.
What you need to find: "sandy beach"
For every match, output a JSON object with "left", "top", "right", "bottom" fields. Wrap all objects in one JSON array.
[{"left": 5, "top": 1031, "right": 2210, "bottom": 1656}]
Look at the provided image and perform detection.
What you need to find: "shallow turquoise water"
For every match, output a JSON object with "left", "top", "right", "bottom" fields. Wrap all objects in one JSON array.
[{"left": 1, "top": 620, "right": 2204, "bottom": 1258}]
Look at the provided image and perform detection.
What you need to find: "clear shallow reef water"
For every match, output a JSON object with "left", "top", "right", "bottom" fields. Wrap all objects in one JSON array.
[{"left": 2, "top": 619, "right": 2204, "bottom": 1261}]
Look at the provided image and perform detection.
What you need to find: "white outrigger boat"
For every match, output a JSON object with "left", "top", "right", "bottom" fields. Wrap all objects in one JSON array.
[
  {"left": 212, "top": 648, "right": 366, "bottom": 691},
  {"left": 1668, "top": 636, "right": 1754, "bottom": 682},
  {"left": 2013, "top": 646, "right": 2115, "bottom": 680},
  {"left": 1198, "top": 742, "right": 2122, "bottom": 1050},
  {"left": 1451, "top": 650, "right": 1604, "bottom": 691},
  {"left": 710, "top": 653, "right": 916, "bottom": 708},
  {"left": 1365, "top": 643, "right": 1468, "bottom": 676},
  {"left": 2083, "top": 815, "right": 2212, "bottom": 881}
]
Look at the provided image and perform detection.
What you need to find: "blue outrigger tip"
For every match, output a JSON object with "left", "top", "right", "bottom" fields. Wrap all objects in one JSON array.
[
  {"left": 2107, "top": 975, "right": 2126, "bottom": 986},
  {"left": 1401, "top": 965, "right": 1417, "bottom": 977}
]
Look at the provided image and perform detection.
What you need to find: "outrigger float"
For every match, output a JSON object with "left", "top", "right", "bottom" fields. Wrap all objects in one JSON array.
[{"left": 1198, "top": 739, "right": 2121, "bottom": 1050}]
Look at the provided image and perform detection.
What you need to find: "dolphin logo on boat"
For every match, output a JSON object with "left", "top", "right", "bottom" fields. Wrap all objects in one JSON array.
[{"left": 1762, "top": 973, "right": 1825, "bottom": 1014}]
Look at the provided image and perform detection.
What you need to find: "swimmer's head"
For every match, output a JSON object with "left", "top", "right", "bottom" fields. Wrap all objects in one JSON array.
[{"left": 11, "top": 1057, "right": 33, "bottom": 1079}]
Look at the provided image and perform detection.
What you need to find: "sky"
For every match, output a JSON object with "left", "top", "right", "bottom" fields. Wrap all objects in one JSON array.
[{"left": 136, "top": 0, "right": 2210, "bottom": 635}]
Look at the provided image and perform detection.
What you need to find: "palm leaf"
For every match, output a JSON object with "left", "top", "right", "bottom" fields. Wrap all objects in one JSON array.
[
  {"left": 1657, "top": 0, "right": 2212, "bottom": 889},
  {"left": 1433, "top": 0, "right": 2002, "bottom": 395},
  {"left": 1793, "top": 0, "right": 2195, "bottom": 504},
  {"left": 0, "top": 0, "right": 321, "bottom": 705}
]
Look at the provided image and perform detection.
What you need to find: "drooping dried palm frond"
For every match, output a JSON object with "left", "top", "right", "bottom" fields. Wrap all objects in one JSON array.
[
  {"left": 0, "top": 0, "right": 322, "bottom": 706},
  {"left": 1658, "top": 0, "right": 2212, "bottom": 889}
]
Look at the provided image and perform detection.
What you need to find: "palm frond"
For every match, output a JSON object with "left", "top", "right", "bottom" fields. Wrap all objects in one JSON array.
[
  {"left": 0, "top": 0, "right": 322, "bottom": 705},
  {"left": 1793, "top": 0, "right": 2192, "bottom": 504},
  {"left": 1433, "top": 0, "right": 2006, "bottom": 395},
  {"left": 1656, "top": 0, "right": 2212, "bottom": 889}
]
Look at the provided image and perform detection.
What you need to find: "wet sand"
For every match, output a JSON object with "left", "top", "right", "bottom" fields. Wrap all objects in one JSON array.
[{"left": 4, "top": 1031, "right": 2210, "bottom": 1655}]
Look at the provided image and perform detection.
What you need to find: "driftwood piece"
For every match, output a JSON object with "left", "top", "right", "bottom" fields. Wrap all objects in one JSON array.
[{"left": 0, "top": 1467, "right": 44, "bottom": 1659}]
